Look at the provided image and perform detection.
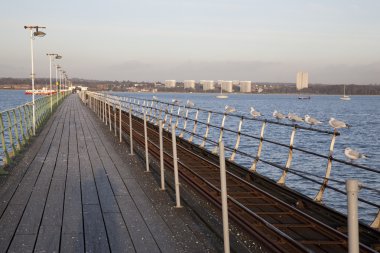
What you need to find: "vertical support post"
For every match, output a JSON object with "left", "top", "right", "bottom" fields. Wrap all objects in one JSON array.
[
  {"left": 212, "top": 114, "right": 227, "bottom": 154},
  {"left": 346, "top": 179, "right": 360, "bottom": 253},
  {"left": 144, "top": 112, "right": 150, "bottom": 172},
  {"left": 129, "top": 106, "right": 134, "bottom": 155},
  {"left": 159, "top": 120, "right": 165, "bottom": 190},
  {"left": 102, "top": 96, "right": 105, "bottom": 122},
  {"left": 277, "top": 126, "right": 297, "bottom": 185},
  {"left": 229, "top": 117, "right": 243, "bottom": 161},
  {"left": 315, "top": 131, "right": 337, "bottom": 202},
  {"left": 179, "top": 109, "right": 189, "bottom": 138},
  {"left": 0, "top": 113, "right": 11, "bottom": 167},
  {"left": 250, "top": 121, "right": 266, "bottom": 172},
  {"left": 119, "top": 101, "right": 122, "bottom": 143},
  {"left": 12, "top": 109, "right": 21, "bottom": 150},
  {"left": 108, "top": 100, "right": 112, "bottom": 131},
  {"left": 200, "top": 112, "right": 212, "bottom": 147},
  {"left": 219, "top": 141, "right": 230, "bottom": 253},
  {"left": 188, "top": 110, "right": 199, "bottom": 142},
  {"left": 105, "top": 97, "right": 108, "bottom": 126},
  {"left": 6, "top": 111, "right": 15, "bottom": 157},
  {"left": 114, "top": 103, "right": 117, "bottom": 136},
  {"left": 172, "top": 124, "right": 182, "bottom": 208}
]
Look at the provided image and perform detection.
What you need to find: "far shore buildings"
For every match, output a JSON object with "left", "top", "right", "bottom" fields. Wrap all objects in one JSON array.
[
  {"left": 240, "top": 81, "right": 251, "bottom": 93},
  {"left": 221, "top": 81, "right": 233, "bottom": 92},
  {"left": 164, "top": 80, "right": 176, "bottom": 88},
  {"left": 202, "top": 80, "right": 215, "bottom": 91},
  {"left": 184, "top": 80, "right": 195, "bottom": 89},
  {"left": 296, "top": 72, "right": 308, "bottom": 90}
]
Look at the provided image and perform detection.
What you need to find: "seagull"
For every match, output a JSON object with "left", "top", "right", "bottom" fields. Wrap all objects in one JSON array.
[
  {"left": 250, "top": 107, "right": 262, "bottom": 118},
  {"left": 304, "top": 115, "right": 322, "bottom": 125},
  {"left": 329, "top": 118, "right": 350, "bottom": 129},
  {"left": 186, "top": 99, "right": 195, "bottom": 107},
  {"left": 172, "top": 99, "right": 180, "bottom": 106},
  {"left": 344, "top": 148, "right": 368, "bottom": 161},
  {"left": 273, "top": 110, "right": 286, "bottom": 120},
  {"left": 152, "top": 95, "right": 158, "bottom": 101},
  {"left": 288, "top": 113, "right": 304, "bottom": 122},
  {"left": 224, "top": 105, "right": 236, "bottom": 113}
]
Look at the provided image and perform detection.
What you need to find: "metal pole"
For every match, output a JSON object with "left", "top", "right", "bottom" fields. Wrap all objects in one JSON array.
[
  {"left": 144, "top": 112, "right": 150, "bottom": 172},
  {"left": 119, "top": 101, "right": 122, "bottom": 143},
  {"left": 30, "top": 30, "right": 36, "bottom": 135},
  {"left": 171, "top": 125, "right": 182, "bottom": 208},
  {"left": 49, "top": 55, "right": 52, "bottom": 113},
  {"left": 346, "top": 179, "right": 360, "bottom": 253},
  {"left": 159, "top": 120, "right": 165, "bottom": 190},
  {"left": 129, "top": 106, "right": 134, "bottom": 155},
  {"left": 219, "top": 141, "right": 230, "bottom": 253},
  {"left": 55, "top": 65, "right": 58, "bottom": 106}
]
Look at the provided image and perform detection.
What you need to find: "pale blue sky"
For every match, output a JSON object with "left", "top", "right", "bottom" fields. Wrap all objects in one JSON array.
[{"left": 1, "top": 0, "right": 379, "bottom": 84}]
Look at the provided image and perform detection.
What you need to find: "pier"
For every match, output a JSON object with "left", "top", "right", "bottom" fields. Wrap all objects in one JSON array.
[{"left": 0, "top": 93, "right": 379, "bottom": 252}]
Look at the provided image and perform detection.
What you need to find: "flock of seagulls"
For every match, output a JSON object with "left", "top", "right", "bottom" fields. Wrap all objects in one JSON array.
[{"left": 154, "top": 96, "right": 368, "bottom": 163}]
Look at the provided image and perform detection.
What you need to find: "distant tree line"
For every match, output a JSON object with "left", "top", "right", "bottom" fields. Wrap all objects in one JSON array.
[{"left": 1, "top": 78, "right": 380, "bottom": 95}]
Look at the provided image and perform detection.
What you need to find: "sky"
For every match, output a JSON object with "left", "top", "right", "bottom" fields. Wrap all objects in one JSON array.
[{"left": 1, "top": 0, "right": 379, "bottom": 84}]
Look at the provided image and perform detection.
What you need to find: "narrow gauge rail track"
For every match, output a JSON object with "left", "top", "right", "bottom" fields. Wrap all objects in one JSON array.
[{"left": 117, "top": 110, "right": 377, "bottom": 253}]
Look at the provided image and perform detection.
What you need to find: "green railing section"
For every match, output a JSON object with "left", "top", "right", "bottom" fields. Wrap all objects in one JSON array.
[{"left": 0, "top": 91, "right": 70, "bottom": 172}]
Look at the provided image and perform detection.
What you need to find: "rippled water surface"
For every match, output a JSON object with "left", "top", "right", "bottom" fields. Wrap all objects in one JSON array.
[{"left": 1, "top": 90, "right": 379, "bottom": 224}]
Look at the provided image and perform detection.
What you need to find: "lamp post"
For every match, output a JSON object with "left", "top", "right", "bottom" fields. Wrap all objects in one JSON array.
[
  {"left": 46, "top": 54, "right": 62, "bottom": 112},
  {"left": 24, "top": 25, "right": 46, "bottom": 135},
  {"left": 56, "top": 65, "right": 61, "bottom": 104}
]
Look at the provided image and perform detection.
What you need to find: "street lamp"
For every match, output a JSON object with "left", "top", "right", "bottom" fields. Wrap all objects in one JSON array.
[
  {"left": 46, "top": 53, "right": 62, "bottom": 112},
  {"left": 56, "top": 65, "right": 61, "bottom": 104},
  {"left": 24, "top": 25, "right": 46, "bottom": 135}
]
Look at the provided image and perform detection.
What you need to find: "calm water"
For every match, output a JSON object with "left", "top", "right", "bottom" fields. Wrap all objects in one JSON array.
[{"left": 1, "top": 90, "right": 379, "bottom": 224}]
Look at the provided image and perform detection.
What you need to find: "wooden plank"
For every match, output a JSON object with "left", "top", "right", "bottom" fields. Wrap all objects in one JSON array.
[
  {"left": 103, "top": 212, "right": 135, "bottom": 252},
  {"left": 60, "top": 234, "right": 84, "bottom": 253},
  {"left": 83, "top": 204, "right": 110, "bottom": 253},
  {"left": 116, "top": 195, "right": 160, "bottom": 253},
  {"left": 34, "top": 225, "right": 61, "bottom": 253},
  {"left": 0, "top": 204, "right": 24, "bottom": 252},
  {"left": 7, "top": 234, "right": 35, "bottom": 253}
]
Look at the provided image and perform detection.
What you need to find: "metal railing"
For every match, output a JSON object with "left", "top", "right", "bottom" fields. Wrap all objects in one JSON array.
[
  {"left": 82, "top": 91, "right": 380, "bottom": 229},
  {"left": 0, "top": 91, "right": 70, "bottom": 171}
]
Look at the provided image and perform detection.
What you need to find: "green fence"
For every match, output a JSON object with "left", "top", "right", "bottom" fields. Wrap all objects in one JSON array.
[{"left": 0, "top": 91, "right": 70, "bottom": 172}]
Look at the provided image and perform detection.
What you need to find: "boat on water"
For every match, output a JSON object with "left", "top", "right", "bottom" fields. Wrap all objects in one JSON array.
[
  {"left": 216, "top": 85, "right": 228, "bottom": 99},
  {"left": 298, "top": 95, "right": 311, "bottom": 100},
  {"left": 25, "top": 87, "right": 57, "bottom": 95},
  {"left": 340, "top": 85, "right": 351, "bottom": 101}
]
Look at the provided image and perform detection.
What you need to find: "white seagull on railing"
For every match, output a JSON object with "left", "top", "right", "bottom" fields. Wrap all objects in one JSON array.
[
  {"left": 152, "top": 95, "right": 158, "bottom": 101},
  {"left": 344, "top": 148, "right": 368, "bottom": 161},
  {"left": 224, "top": 105, "right": 236, "bottom": 113},
  {"left": 288, "top": 113, "right": 304, "bottom": 122},
  {"left": 172, "top": 99, "right": 180, "bottom": 106},
  {"left": 329, "top": 118, "right": 350, "bottom": 129},
  {"left": 250, "top": 107, "right": 262, "bottom": 118},
  {"left": 273, "top": 110, "right": 286, "bottom": 120},
  {"left": 186, "top": 99, "right": 195, "bottom": 107},
  {"left": 304, "top": 115, "right": 322, "bottom": 125}
]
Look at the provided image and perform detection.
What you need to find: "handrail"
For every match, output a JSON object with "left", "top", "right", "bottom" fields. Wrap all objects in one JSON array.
[
  {"left": 83, "top": 91, "right": 380, "bottom": 228},
  {"left": 0, "top": 91, "right": 71, "bottom": 171}
]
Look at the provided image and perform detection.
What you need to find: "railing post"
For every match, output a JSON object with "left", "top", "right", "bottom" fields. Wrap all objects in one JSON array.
[
  {"left": 188, "top": 110, "right": 199, "bottom": 143},
  {"left": 114, "top": 102, "right": 117, "bottom": 136},
  {"left": 219, "top": 141, "right": 230, "bottom": 253},
  {"left": 6, "top": 111, "right": 16, "bottom": 158},
  {"left": 108, "top": 100, "right": 112, "bottom": 131},
  {"left": 0, "top": 113, "right": 10, "bottom": 168},
  {"left": 129, "top": 106, "right": 134, "bottom": 155},
  {"left": 12, "top": 109, "right": 21, "bottom": 150},
  {"left": 159, "top": 120, "right": 165, "bottom": 190},
  {"left": 200, "top": 112, "right": 212, "bottom": 147},
  {"left": 179, "top": 108, "right": 189, "bottom": 138},
  {"left": 18, "top": 107, "right": 26, "bottom": 145},
  {"left": 277, "top": 126, "right": 297, "bottom": 185},
  {"left": 119, "top": 101, "right": 122, "bottom": 143},
  {"left": 229, "top": 117, "right": 243, "bottom": 161},
  {"left": 346, "top": 179, "right": 360, "bottom": 253},
  {"left": 212, "top": 114, "right": 227, "bottom": 154},
  {"left": 144, "top": 112, "right": 150, "bottom": 172},
  {"left": 315, "top": 131, "right": 337, "bottom": 202},
  {"left": 250, "top": 121, "right": 266, "bottom": 172},
  {"left": 105, "top": 97, "right": 108, "bottom": 126},
  {"left": 172, "top": 124, "right": 182, "bottom": 208}
]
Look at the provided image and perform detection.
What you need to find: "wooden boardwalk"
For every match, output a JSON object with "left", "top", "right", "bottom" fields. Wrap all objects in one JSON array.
[{"left": 0, "top": 95, "right": 221, "bottom": 253}]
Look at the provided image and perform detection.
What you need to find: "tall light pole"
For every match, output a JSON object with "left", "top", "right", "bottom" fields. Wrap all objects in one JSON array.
[
  {"left": 56, "top": 65, "right": 61, "bottom": 104},
  {"left": 46, "top": 54, "right": 62, "bottom": 112},
  {"left": 24, "top": 25, "right": 46, "bottom": 135}
]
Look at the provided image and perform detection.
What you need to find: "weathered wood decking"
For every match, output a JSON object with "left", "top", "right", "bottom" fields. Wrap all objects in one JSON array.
[{"left": 0, "top": 95, "right": 221, "bottom": 253}]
